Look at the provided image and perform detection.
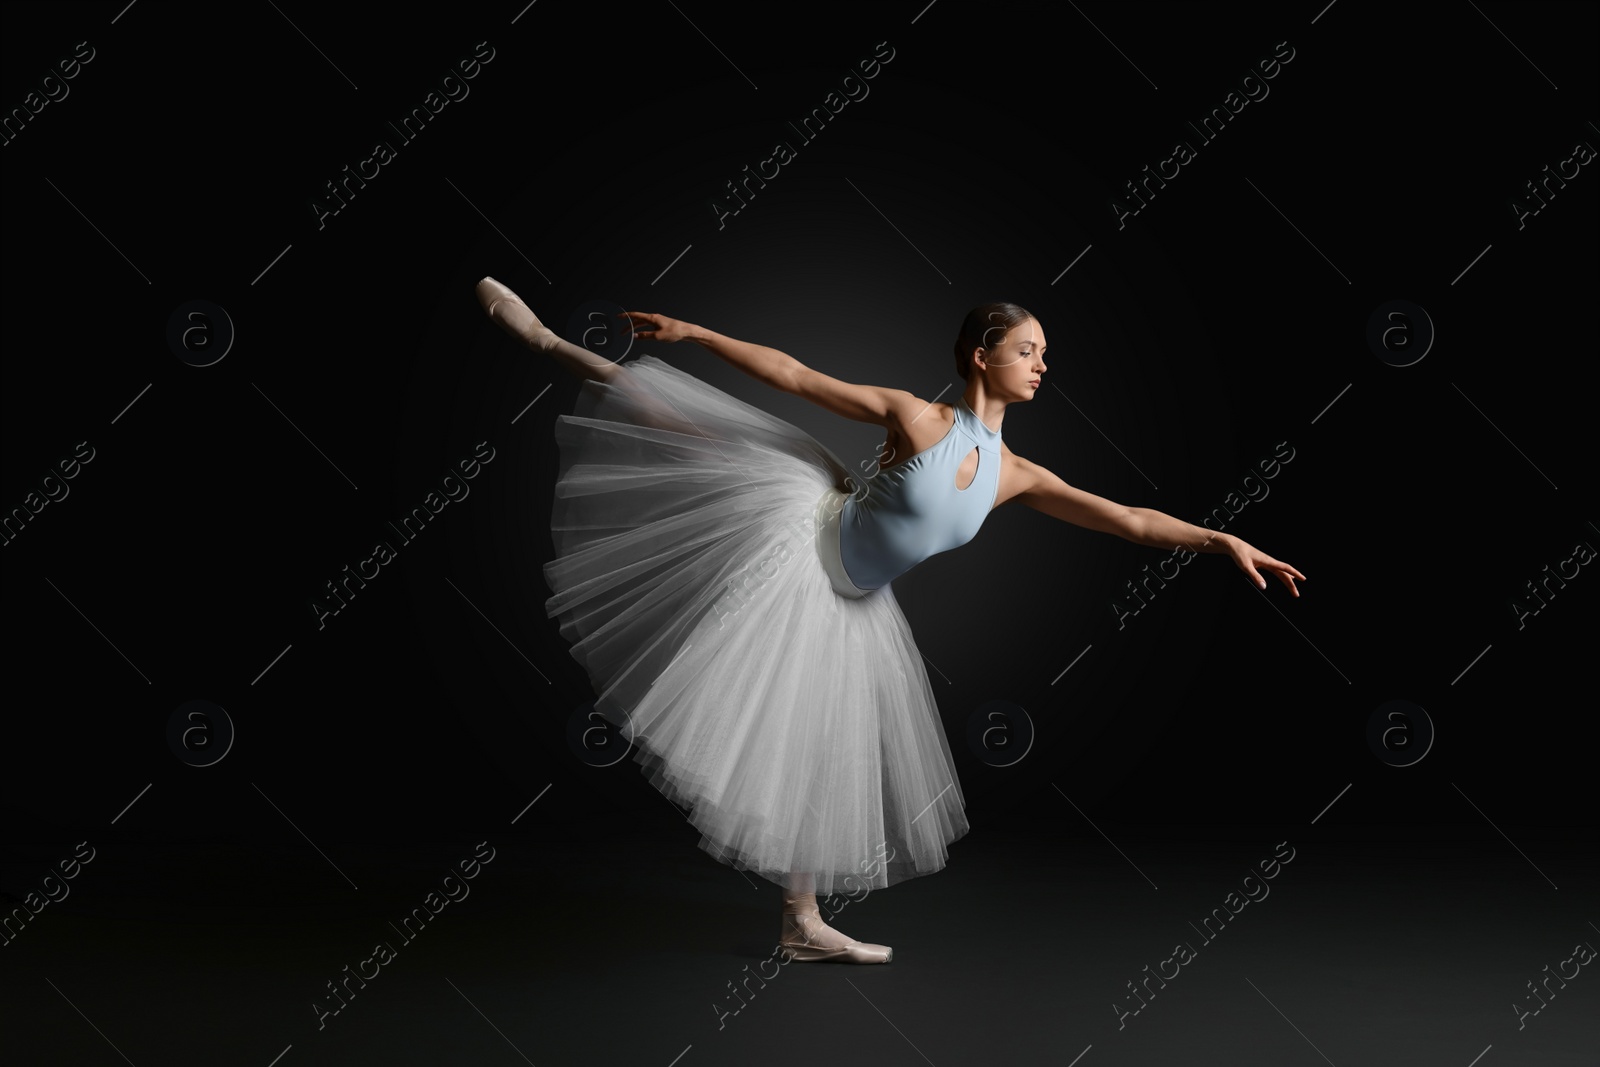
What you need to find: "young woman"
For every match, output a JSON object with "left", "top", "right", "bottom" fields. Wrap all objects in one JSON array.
[{"left": 477, "top": 277, "right": 1304, "bottom": 964}]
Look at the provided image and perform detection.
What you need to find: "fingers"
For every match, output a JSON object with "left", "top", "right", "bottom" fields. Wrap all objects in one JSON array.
[
  {"left": 619, "top": 312, "right": 662, "bottom": 340},
  {"left": 1231, "top": 538, "right": 1306, "bottom": 597},
  {"left": 1240, "top": 563, "right": 1303, "bottom": 596},
  {"left": 1235, "top": 555, "right": 1267, "bottom": 590},
  {"left": 1263, "top": 553, "right": 1305, "bottom": 582},
  {"left": 1270, "top": 559, "right": 1306, "bottom": 583},
  {"left": 1229, "top": 546, "right": 1264, "bottom": 590},
  {"left": 1266, "top": 562, "right": 1302, "bottom": 597}
]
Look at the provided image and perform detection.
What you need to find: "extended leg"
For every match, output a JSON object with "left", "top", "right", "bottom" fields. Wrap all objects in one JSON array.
[
  {"left": 476, "top": 277, "right": 714, "bottom": 438},
  {"left": 477, "top": 277, "right": 622, "bottom": 385}
]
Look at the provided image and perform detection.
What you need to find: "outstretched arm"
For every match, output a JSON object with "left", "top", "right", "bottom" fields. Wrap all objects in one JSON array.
[
  {"left": 1011, "top": 453, "right": 1305, "bottom": 596},
  {"left": 621, "top": 311, "right": 917, "bottom": 427}
]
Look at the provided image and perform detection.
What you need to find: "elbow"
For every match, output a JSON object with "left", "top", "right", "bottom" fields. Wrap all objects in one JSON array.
[
  {"left": 776, "top": 360, "right": 804, "bottom": 395},
  {"left": 1117, "top": 507, "right": 1146, "bottom": 543}
]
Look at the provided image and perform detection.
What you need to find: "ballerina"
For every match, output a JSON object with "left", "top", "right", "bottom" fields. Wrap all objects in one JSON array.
[{"left": 477, "top": 277, "right": 1304, "bottom": 964}]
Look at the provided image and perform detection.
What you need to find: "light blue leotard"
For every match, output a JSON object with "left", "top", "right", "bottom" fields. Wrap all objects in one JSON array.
[{"left": 816, "top": 398, "right": 1002, "bottom": 596}]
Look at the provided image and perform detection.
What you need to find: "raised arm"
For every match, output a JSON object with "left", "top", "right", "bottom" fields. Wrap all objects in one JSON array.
[
  {"left": 1010, "top": 452, "right": 1305, "bottom": 595},
  {"left": 622, "top": 311, "right": 917, "bottom": 427}
]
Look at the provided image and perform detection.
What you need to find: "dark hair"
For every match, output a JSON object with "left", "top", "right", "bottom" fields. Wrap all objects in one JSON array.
[{"left": 953, "top": 302, "right": 1035, "bottom": 380}]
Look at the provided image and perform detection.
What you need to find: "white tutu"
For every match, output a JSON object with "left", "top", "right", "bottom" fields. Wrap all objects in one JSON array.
[{"left": 543, "top": 355, "right": 968, "bottom": 897}]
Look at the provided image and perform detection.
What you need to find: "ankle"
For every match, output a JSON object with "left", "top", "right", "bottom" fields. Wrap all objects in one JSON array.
[
  {"left": 527, "top": 325, "right": 560, "bottom": 354},
  {"left": 781, "top": 889, "right": 819, "bottom": 917},
  {"left": 486, "top": 298, "right": 556, "bottom": 353}
]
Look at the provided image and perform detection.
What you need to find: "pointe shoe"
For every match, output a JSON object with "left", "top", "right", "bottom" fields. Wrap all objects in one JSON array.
[
  {"left": 779, "top": 911, "right": 893, "bottom": 964},
  {"left": 476, "top": 276, "right": 554, "bottom": 350}
]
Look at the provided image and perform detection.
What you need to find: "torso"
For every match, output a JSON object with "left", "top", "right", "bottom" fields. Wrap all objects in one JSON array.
[{"left": 867, "top": 401, "right": 1029, "bottom": 510}]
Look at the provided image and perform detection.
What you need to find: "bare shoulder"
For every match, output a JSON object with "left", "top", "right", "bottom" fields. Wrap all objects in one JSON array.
[{"left": 896, "top": 395, "right": 957, "bottom": 431}]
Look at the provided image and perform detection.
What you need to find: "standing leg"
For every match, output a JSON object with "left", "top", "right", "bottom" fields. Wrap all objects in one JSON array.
[{"left": 779, "top": 870, "right": 892, "bottom": 964}]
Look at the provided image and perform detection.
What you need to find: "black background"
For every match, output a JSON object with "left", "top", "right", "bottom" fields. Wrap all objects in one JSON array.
[{"left": 3, "top": 1, "right": 1595, "bottom": 1064}]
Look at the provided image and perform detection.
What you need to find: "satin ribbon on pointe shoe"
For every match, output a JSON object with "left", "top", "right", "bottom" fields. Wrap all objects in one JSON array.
[{"left": 778, "top": 912, "right": 893, "bottom": 964}]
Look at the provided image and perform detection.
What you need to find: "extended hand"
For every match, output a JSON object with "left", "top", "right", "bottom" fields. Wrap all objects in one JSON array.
[
  {"left": 619, "top": 311, "right": 692, "bottom": 343},
  {"left": 1227, "top": 537, "right": 1305, "bottom": 596}
]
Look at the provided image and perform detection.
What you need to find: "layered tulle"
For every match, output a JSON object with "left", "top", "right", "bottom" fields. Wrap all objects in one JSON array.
[{"left": 543, "top": 355, "right": 968, "bottom": 897}]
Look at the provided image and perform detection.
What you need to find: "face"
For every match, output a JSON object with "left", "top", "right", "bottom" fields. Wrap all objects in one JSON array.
[{"left": 978, "top": 316, "right": 1047, "bottom": 399}]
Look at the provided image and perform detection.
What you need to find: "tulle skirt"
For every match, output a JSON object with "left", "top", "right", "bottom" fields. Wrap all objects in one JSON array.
[{"left": 543, "top": 355, "right": 968, "bottom": 897}]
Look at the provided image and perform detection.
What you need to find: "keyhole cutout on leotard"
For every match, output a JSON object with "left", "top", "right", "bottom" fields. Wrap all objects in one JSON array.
[{"left": 955, "top": 446, "right": 980, "bottom": 491}]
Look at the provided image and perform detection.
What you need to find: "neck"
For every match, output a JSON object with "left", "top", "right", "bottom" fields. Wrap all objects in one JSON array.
[{"left": 960, "top": 388, "right": 1006, "bottom": 435}]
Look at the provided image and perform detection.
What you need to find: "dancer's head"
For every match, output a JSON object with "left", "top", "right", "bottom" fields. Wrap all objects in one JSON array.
[{"left": 953, "top": 303, "right": 1046, "bottom": 401}]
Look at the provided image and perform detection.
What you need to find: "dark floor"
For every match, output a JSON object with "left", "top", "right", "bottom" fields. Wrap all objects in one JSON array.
[{"left": 3, "top": 814, "right": 1595, "bottom": 1066}]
